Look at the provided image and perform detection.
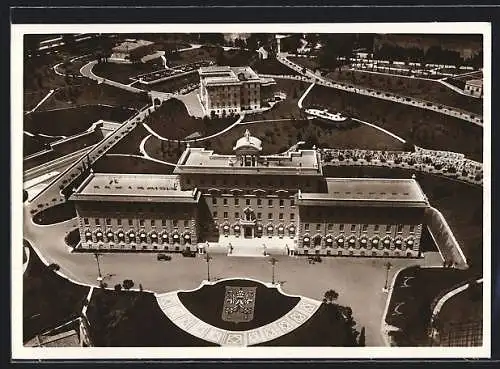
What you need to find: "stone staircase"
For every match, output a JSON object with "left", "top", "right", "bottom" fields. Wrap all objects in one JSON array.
[{"left": 227, "top": 239, "right": 267, "bottom": 258}]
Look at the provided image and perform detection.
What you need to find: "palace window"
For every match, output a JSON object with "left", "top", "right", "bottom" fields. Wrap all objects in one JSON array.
[
  {"left": 151, "top": 220, "right": 155, "bottom": 226},
  {"left": 268, "top": 213, "right": 273, "bottom": 220},
  {"left": 83, "top": 218, "right": 89, "bottom": 225},
  {"left": 279, "top": 199, "right": 284, "bottom": 207},
  {"left": 386, "top": 225, "right": 391, "bottom": 232},
  {"left": 213, "top": 211, "right": 218, "bottom": 218},
  {"left": 374, "top": 224, "right": 379, "bottom": 232},
  {"left": 316, "top": 224, "right": 321, "bottom": 231},
  {"left": 234, "top": 198, "right": 239, "bottom": 206},
  {"left": 409, "top": 225, "right": 415, "bottom": 233},
  {"left": 162, "top": 219, "right": 166, "bottom": 226},
  {"left": 362, "top": 224, "right": 368, "bottom": 232},
  {"left": 327, "top": 224, "right": 333, "bottom": 231},
  {"left": 279, "top": 213, "right": 284, "bottom": 220},
  {"left": 223, "top": 198, "right": 228, "bottom": 205},
  {"left": 290, "top": 199, "right": 295, "bottom": 207},
  {"left": 290, "top": 213, "right": 295, "bottom": 220},
  {"left": 128, "top": 219, "right": 133, "bottom": 226},
  {"left": 212, "top": 198, "right": 217, "bottom": 205},
  {"left": 257, "top": 199, "right": 262, "bottom": 206},
  {"left": 397, "top": 224, "right": 403, "bottom": 233},
  {"left": 117, "top": 219, "right": 122, "bottom": 226},
  {"left": 268, "top": 199, "right": 273, "bottom": 206},
  {"left": 173, "top": 220, "right": 178, "bottom": 227},
  {"left": 339, "top": 224, "right": 344, "bottom": 231},
  {"left": 224, "top": 212, "right": 228, "bottom": 219},
  {"left": 246, "top": 199, "right": 251, "bottom": 206},
  {"left": 304, "top": 224, "right": 309, "bottom": 231},
  {"left": 95, "top": 218, "right": 100, "bottom": 225},
  {"left": 184, "top": 220, "right": 189, "bottom": 227},
  {"left": 235, "top": 212, "right": 239, "bottom": 219},
  {"left": 257, "top": 212, "right": 262, "bottom": 220},
  {"left": 351, "top": 224, "right": 356, "bottom": 232},
  {"left": 139, "top": 219, "right": 145, "bottom": 227}
]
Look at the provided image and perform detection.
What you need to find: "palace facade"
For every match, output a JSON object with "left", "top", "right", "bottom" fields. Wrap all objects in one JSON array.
[
  {"left": 198, "top": 66, "right": 276, "bottom": 117},
  {"left": 70, "top": 130, "right": 429, "bottom": 258}
]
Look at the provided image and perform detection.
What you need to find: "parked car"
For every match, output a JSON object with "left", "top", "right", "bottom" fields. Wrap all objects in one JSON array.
[
  {"left": 157, "top": 253, "right": 172, "bottom": 261},
  {"left": 181, "top": 250, "right": 197, "bottom": 258}
]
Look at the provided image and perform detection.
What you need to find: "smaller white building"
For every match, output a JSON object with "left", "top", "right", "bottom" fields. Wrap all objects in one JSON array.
[{"left": 464, "top": 79, "right": 483, "bottom": 98}]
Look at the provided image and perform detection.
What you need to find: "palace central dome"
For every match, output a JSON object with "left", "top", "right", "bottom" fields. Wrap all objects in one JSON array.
[{"left": 233, "top": 129, "right": 263, "bottom": 152}]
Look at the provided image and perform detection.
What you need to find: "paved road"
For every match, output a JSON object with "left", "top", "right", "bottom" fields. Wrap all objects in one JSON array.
[
  {"left": 277, "top": 53, "right": 483, "bottom": 126},
  {"left": 23, "top": 201, "right": 443, "bottom": 347}
]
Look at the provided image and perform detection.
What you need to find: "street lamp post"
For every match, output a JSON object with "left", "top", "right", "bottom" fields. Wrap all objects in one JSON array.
[
  {"left": 269, "top": 257, "right": 278, "bottom": 285},
  {"left": 205, "top": 254, "right": 212, "bottom": 281},
  {"left": 94, "top": 252, "right": 103, "bottom": 285},
  {"left": 383, "top": 261, "right": 392, "bottom": 292}
]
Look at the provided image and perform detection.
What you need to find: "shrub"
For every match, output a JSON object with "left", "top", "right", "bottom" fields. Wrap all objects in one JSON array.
[
  {"left": 48, "top": 263, "right": 60, "bottom": 271},
  {"left": 122, "top": 279, "right": 134, "bottom": 290},
  {"left": 114, "top": 284, "right": 122, "bottom": 291}
]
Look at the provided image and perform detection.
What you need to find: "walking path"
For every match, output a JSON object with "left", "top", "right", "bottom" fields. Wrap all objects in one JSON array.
[
  {"left": 26, "top": 89, "right": 55, "bottom": 114},
  {"left": 297, "top": 82, "right": 315, "bottom": 109},
  {"left": 155, "top": 279, "right": 321, "bottom": 346},
  {"left": 80, "top": 61, "right": 146, "bottom": 93},
  {"left": 351, "top": 118, "right": 407, "bottom": 143},
  {"left": 431, "top": 278, "right": 483, "bottom": 320},
  {"left": 277, "top": 54, "right": 483, "bottom": 126}
]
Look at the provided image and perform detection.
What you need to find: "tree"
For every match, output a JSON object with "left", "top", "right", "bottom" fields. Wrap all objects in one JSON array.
[
  {"left": 358, "top": 327, "right": 366, "bottom": 346},
  {"left": 114, "top": 284, "right": 122, "bottom": 291},
  {"left": 122, "top": 279, "right": 134, "bottom": 290},
  {"left": 323, "top": 289, "right": 339, "bottom": 304},
  {"left": 23, "top": 189, "right": 28, "bottom": 203}
]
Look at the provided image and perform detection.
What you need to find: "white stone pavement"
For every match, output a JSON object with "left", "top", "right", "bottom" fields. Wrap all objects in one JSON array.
[{"left": 155, "top": 279, "right": 322, "bottom": 346}]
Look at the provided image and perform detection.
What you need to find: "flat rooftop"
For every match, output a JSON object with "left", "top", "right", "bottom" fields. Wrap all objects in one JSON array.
[
  {"left": 298, "top": 178, "right": 428, "bottom": 207},
  {"left": 174, "top": 147, "right": 322, "bottom": 176},
  {"left": 199, "top": 66, "right": 272, "bottom": 87},
  {"left": 112, "top": 39, "right": 154, "bottom": 52},
  {"left": 466, "top": 79, "right": 483, "bottom": 87},
  {"left": 70, "top": 173, "right": 200, "bottom": 203}
]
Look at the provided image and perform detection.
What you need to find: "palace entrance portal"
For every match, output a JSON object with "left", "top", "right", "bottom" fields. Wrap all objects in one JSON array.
[{"left": 244, "top": 226, "right": 253, "bottom": 239}]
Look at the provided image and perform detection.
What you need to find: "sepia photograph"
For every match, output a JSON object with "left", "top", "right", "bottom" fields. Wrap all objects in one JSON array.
[{"left": 11, "top": 22, "right": 490, "bottom": 359}]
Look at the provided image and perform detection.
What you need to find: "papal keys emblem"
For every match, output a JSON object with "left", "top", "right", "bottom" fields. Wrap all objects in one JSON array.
[{"left": 221, "top": 286, "right": 257, "bottom": 323}]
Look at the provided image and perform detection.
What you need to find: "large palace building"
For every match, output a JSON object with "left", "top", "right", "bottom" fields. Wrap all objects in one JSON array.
[
  {"left": 70, "top": 130, "right": 429, "bottom": 258},
  {"left": 198, "top": 66, "right": 276, "bottom": 117}
]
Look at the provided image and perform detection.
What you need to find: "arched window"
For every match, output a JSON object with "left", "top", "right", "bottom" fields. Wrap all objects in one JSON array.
[
  {"left": 277, "top": 225, "right": 285, "bottom": 237},
  {"left": 370, "top": 237, "right": 379, "bottom": 250},
  {"left": 382, "top": 237, "right": 391, "bottom": 250},
  {"left": 395, "top": 238, "right": 403, "bottom": 250},
  {"left": 348, "top": 237, "right": 356, "bottom": 248},
  {"left": 233, "top": 224, "right": 241, "bottom": 235},
  {"left": 406, "top": 238, "right": 414, "bottom": 249},
  {"left": 255, "top": 224, "right": 263, "bottom": 238},
  {"left": 302, "top": 235, "right": 310, "bottom": 247},
  {"left": 172, "top": 233, "right": 180, "bottom": 244},
  {"left": 336, "top": 236, "right": 344, "bottom": 248},
  {"left": 127, "top": 231, "right": 136, "bottom": 243},
  {"left": 106, "top": 231, "right": 114, "bottom": 243},
  {"left": 117, "top": 231, "right": 125, "bottom": 242},
  {"left": 161, "top": 233, "right": 169, "bottom": 244},
  {"left": 184, "top": 233, "right": 191, "bottom": 244},
  {"left": 84, "top": 230, "right": 92, "bottom": 242},
  {"left": 222, "top": 224, "right": 230, "bottom": 236},
  {"left": 95, "top": 230, "right": 103, "bottom": 242},
  {"left": 288, "top": 225, "right": 296, "bottom": 237},
  {"left": 313, "top": 235, "right": 322, "bottom": 247},
  {"left": 325, "top": 235, "right": 333, "bottom": 247},
  {"left": 359, "top": 237, "right": 368, "bottom": 249},
  {"left": 150, "top": 232, "right": 158, "bottom": 243},
  {"left": 266, "top": 224, "right": 274, "bottom": 237},
  {"left": 139, "top": 232, "right": 147, "bottom": 243}
]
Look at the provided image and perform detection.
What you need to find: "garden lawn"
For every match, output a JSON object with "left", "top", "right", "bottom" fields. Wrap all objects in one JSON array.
[
  {"left": 40, "top": 82, "right": 149, "bottom": 111},
  {"left": 326, "top": 69, "right": 483, "bottom": 115},
  {"left": 178, "top": 279, "right": 300, "bottom": 332},
  {"left": 323, "top": 166, "right": 483, "bottom": 269},
  {"left": 23, "top": 241, "right": 89, "bottom": 342},
  {"left": 243, "top": 78, "right": 309, "bottom": 122},
  {"left": 94, "top": 154, "right": 174, "bottom": 174},
  {"left": 304, "top": 85, "right": 483, "bottom": 162},
  {"left": 86, "top": 289, "right": 215, "bottom": 346},
  {"left": 24, "top": 105, "right": 136, "bottom": 137},
  {"left": 92, "top": 59, "right": 164, "bottom": 84},
  {"left": 141, "top": 73, "right": 198, "bottom": 93},
  {"left": 143, "top": 98, "right": 236, "bottom": 139},
  {"left": 257, "top": 303, "right": 359, "bottom": 346},
  {"left": 32, "top": 202, "right": 77, "bottom": 225},
  {"left": 435, "top": 281, "right": 482, "bottom": 332},
  {"left": 385, "top": 266, "right": 476, "bottom": 346},
  {"left": 251, "top": 57, "right": 300, "bottom": 76}
]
